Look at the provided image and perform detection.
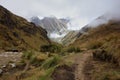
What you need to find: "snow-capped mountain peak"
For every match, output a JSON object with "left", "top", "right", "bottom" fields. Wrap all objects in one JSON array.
[{"left": 31, "top": 16, "right": 70, "bottom": 40}]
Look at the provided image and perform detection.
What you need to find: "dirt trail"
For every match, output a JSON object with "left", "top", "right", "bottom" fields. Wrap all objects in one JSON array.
[{"left": 74, "top": 51, "right": 93, "bottom": 80}]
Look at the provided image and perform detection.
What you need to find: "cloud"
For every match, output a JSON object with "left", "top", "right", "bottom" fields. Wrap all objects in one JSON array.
[{"left": 0, "top": 0, "right": 120, "bottom": 29}]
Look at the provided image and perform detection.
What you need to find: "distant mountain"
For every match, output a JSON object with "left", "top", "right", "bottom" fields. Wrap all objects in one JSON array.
[
  {"left": 31, "top": 16, "right": 69, "bottom": 38},
  {"left": 0, "top": 5, "right": 50, "bottom": 51}
]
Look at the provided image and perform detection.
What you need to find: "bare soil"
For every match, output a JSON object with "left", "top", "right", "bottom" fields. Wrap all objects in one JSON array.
[
  {"left": 52, "top": 65, "right": 75, "bottom": 80},
  {"left": 52, "top": 50, "right": 93, "bottom": 80},
  {"left": 74, "top": 51, "right": 93, "bottom": 80}
]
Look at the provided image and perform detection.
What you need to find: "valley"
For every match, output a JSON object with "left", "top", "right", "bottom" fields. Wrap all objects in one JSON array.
[{"left": 0, "top": 3, "right": 120, "bottom": 80}]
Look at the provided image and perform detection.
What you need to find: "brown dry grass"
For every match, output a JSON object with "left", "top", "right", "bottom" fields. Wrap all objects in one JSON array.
[
  {"left": 72, "top": 21, "right": 120, "bottom": 59},
  {"left": 71, "top": 21, "right": 120, "bottom": 79},
  {"left": 0, "top": 5, "right": 50, "bottom": 51}
]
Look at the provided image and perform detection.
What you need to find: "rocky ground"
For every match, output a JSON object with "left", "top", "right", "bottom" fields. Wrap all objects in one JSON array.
[
  {"left": 0, "top": 52, "right": 22, "bottom": 65},
  {"left": 0, "top": 52, "right": 22, "bottom": 74}
]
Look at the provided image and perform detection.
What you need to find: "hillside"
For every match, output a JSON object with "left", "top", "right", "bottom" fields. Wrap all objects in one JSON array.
[
  {"left": 72, "top": 21, "right": 120, "bottom": 62},
  {"left": 70, "top": 21, "right": 120, "bottom": 80},
  {"left": 0, "top": 5, "right": 50, "bottom": 51},
  {"left": 72, "top": 21, "right": 120, "bottom": 49},
  {"left": 60, "top": 14, "right": 113, "bottom": 46}
]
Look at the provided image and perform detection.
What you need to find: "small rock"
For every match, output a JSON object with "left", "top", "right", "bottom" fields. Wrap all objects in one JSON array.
[
  {"left": 10, "top": 63, "right": 16, "bottom": 68},
  {"left": 2, "top": 65, "right": 6, "bottom": 68},
  {"left": 0, "top": 69, "right": 3, "bottom": 74}
]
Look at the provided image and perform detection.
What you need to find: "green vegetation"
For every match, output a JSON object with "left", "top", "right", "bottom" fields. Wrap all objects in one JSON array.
[
  {"left": 22, "top": 51, "right": 34, "bottom": 60},
  {"left": 39, "top": 67, "right": 55, "bottom": 80},
  {"left": 66, "top": 47, "right": 81, "bottom": 53},
  {"left": 91, "top": 61, "right": 120, "bottom": 80},
  {"left": 6, "top": 51, "right": 69, "bottom": 80},
  {"left": 22, "top": 51, "right": 49, "bottom": 66},
  {"left": 41, "top": 55, "right": 61, "bottom": 69},
  {"left": 87, "top": 40, "right": 103, "bottom": 49},
  {"left": 39, "top": 55, "right": 62, "bottom": 80},
  {"left": 40, "top": 44, "right": 62, "bottom": 53}
]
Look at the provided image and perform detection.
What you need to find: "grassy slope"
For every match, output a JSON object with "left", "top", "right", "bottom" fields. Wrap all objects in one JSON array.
[
  {"left": 72, "top": 22, "right": 116, "bottom": 43},
  {"left": 71, "top": 21, "right": 120, "bottom": 79},
  {"left": 0, "top": 5, "right": 50, "bottom": 51},
  {"left": 71, "top": 21, "right": 120, "bottom": 52}
]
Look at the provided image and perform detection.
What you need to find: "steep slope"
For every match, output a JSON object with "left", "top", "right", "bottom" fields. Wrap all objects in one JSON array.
[
  {"left": 61, "top": 13, "right": 119, "bottom": 46},
  {"left": 71, "top": 21, "right": 120, "bottom": 80},
  {"left": 31, "top": 16, "right": 69, "bottom": 38},
  {"left": 71, "top": 20, "right": 120, "bottom": 64},
  {"left": 72, "top": 21, "right": 120, "bottom": 48},
  {"left": 0, "top": 5, "right": 50, "bottom": 51}
]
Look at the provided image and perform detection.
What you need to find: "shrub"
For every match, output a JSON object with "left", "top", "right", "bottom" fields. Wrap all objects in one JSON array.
[
  {"left": 94, "top": 71, "right": 120, "bottom": 80},
  {"left": 93, "top": 49, "right": 119, "bottom": 66},
  {"left": 39, "top": 55, "right": 62, "bottom": 80},
  {"left": 67, "top": 47, "right": 81, "bottom": 53},
  {"left": 41, "top": 55, "right": 61, "bottom": 69},
  {"left": 22, "top": 51, "right": 33, "bottom": 60},
  {"left": 60, "top": 50, "right": 67, "bottom": 56},
  {"left": 39, "top": 67, "right": 55, "bottom": 80},
  {"left": 87, "top": 41, "right": 103, "bottom": 49},
  {"left": 22, "top": 51, "right": 48, "bottom": 66},
  {"left": 40, "top": 44, "right": 62, "bottom": 53}
]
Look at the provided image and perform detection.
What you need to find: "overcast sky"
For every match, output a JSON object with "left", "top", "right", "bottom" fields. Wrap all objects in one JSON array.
[{"left": 0, "top": 0, "right": 120, "bottom": 30}]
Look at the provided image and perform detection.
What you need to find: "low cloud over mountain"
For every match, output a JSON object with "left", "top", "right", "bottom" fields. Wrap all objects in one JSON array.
[
  {"left": 31, "top": 16, "right": 70, "bottom": 38},
  {"left": 1, "top": 0, "right": 120, "bottom": 29}
]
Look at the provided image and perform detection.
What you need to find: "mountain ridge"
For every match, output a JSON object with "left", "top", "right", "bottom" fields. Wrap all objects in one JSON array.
[
  {"left": 61, "top": 13, "right": 120, "bottom": 45},
  {"left": 0, "top": 5, "right": 50, "bottom": 51},
  {"left": 31, "top": 16, "right": 69, "bottom": 39}
]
